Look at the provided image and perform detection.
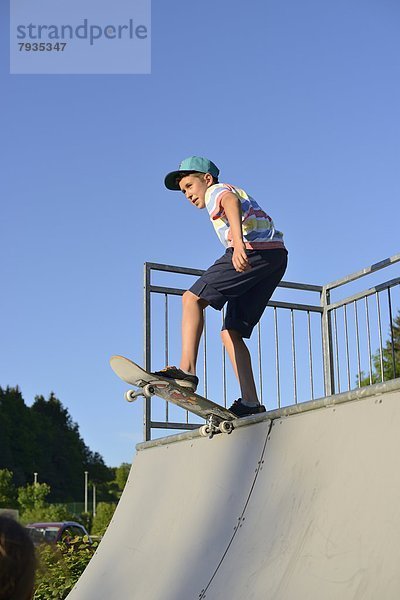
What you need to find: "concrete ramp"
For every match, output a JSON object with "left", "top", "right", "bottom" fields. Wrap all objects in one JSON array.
[{"left": 68, "top": 380, "right": 400, "bottom": 599}]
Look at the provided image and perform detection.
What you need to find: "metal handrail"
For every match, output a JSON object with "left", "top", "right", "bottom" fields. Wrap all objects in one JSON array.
[
  {"left": 325, "top": 253, "right": 400, "bottom": 291},
  {"left": 143, "top": 254, "right": 400, "bottom": 440}
]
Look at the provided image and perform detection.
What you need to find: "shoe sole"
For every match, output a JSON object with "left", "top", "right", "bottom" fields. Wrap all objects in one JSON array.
[
  {"left": 172, "top": 379, "right": 197, "bottom": 391},
  {"left": 231, "top": 406, "right": 266, "bottom": 418},
  {"left": 151, "top": 374, "right": 197, "bottom": 392}
]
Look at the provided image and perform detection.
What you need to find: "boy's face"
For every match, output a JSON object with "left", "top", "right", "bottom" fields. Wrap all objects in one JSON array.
[{"left": 178, "top": 173, "right": 213, "bottom": 209}]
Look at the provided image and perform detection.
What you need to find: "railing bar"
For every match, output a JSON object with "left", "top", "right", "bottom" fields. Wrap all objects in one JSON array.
[
  {"left": 164, "top": 294, "right": 169, "bottom": 423},
  {"left": 147, "top": 262, "right": 322, "bottom": 291},
  {"left": 268, "top": 301, "right": 322, "bottom": 312},
  {"left": 257, "top": 322, "right": 263, "bottom": 405},
  {"left": 398, "top": 282, "right": 400, "bottom": 377},
  {"left": 277, "top": 280, "right": 323, "bottom": 292},
  {"left": 203, "top": 314, "right": 208, "bottom": 400},
  {"left": 343, "top": 304, "right": 351, "bottom": 391},
  {"left": 399, "top": 281, "right": 400, "bottom": 377},
  {"left": 333, "top": 309, "right": 341, "bottom": 393},
  {"left": 388, "top": 287, "right": 396, "bottom": 378},
  {"left": 274, "top": 308, "right": 281, "bottom": 408},
  {"left": 307, "top": 311, "right": 315, "bottom": 400},
  {"left": 320, "top": 286, "right": 334, "bottom": 396},
  {"left": 325, "top": 253, "right": 400, "bottom": 291},
  {"left": 326, "top": 277, "right": 400, "bottom": 312},
  {"left": 146, "top": 262, "right": 205, "bottom": 276},
  {"left": 150, "top": 287, "right": 323, "bottom": 312},
  {"left": 222, "top": 308, "right": 227, "bottom": 407},
  {"left": 376, "top": 292, "right": 384, "bottom": 382},
  {"left": 291, "top": 310, "right": 297, "bottom": 404},
  {"left": 144, "top": 263, "right": 152, "bottom": 441},
  {"left": 150, "top": 259, "right": 400, "bottom": 297},
  {"left": 320, "top": 312, "right": 325, "bottom": 394},
  {"left": 150, "top": 286, "right": 185, "bottom": 297},
  {"left": 365, "top": 296, "right": 373, "bottom": 385},
  {"left": 150, "top": 421, "right": 200, "bottom": 431},
  {"left": 354, "top": 301, "right": 362, "bottom": 388},
  {"left": 149, "top": 288, "right": 327, "bottom": 302}
]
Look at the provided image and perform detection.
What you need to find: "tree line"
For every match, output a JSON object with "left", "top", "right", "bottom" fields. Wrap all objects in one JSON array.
[
  {"left": 0, "top": 386, "right": 129, "bottom": 503},
  {"left": 359, "top": 311, "right": 400, "bottom": 386}
]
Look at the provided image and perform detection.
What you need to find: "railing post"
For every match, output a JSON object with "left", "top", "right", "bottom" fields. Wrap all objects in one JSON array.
[
  {"left": 321, "top": 285, "right": 335, "bottom": 396},
  {"left": 143, "top": 263, "right": 152, "bottom": 441}
]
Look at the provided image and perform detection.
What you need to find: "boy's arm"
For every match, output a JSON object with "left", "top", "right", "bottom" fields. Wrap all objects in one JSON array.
[{"left": 221, "top": 192, "right": 250, "bottom": 273}]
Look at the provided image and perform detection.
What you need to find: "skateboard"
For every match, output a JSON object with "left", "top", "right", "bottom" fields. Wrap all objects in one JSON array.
[{"left": 110, "top": 355, "right": 236, "bottom": 438}]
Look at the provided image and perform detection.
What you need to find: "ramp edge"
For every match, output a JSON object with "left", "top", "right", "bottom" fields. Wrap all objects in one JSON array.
[{"left": 136, "top": 378, "right": 400, "bottom": 452}]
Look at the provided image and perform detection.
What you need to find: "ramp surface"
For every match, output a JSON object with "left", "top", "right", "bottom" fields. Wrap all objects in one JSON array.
[{"left": 68, "top": 380, "right": 400, "bottom": 600}]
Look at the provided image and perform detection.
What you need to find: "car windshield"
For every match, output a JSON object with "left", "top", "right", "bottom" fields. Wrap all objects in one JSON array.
[{"left": 27, "top": 526, "right": 60, "bottom": 543}]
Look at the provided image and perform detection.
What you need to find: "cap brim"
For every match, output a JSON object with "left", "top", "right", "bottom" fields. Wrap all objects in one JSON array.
[{"left": 164, "top": 170, "right": 193, "bottom": 190}]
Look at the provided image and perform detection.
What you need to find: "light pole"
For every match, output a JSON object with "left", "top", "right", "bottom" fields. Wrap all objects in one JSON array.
[
  {"left": 93, "top": 484, "right": 96, "bottom": 517},
  {"left": 84, "top": 471, "right": 88, "bottom": 513},
  {"left": 33, "top": 473, "right": 38, "bottom": 485}
]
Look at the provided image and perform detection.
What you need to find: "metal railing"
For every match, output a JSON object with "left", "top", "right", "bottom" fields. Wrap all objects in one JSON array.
[
  {"left": 321, "top": 254, "right": 400, "bottom": 396},
  {"left": 142, "top": 253, "right": 400, "bottom": 441}
]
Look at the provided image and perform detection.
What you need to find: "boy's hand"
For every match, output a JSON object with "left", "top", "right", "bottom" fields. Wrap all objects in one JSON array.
[
  {"left": 220, "top": 193, "right": 251, "bottom": 272},
  {"left": 232, "top": 242, "right": 251, "bottom": 272}
]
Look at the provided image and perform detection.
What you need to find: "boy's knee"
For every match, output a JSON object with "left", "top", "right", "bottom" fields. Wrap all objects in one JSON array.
[
  {"left": 182, "top": 290, "right": 196, "bottom": 305},
  {"left": 221, "top": 329, "right": 243, "bottom": 344},
  {"left": 182, "top": 290, "right": 208, "bottom": 309}
]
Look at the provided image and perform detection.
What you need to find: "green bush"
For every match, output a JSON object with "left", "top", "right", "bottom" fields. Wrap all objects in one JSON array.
[
  {"left": 34, "top": 537, "right": 98, "bottom": 600},
  {"left": 91, "top": 502, "right": 117, "bottom": 536},
  {"left": 18, "top": 483, "right": 70, "bottom": 525}
]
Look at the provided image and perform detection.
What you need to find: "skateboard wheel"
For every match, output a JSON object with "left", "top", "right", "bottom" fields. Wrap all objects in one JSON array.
[
  {"left": 125, "top": 389, "right": 137, "bottom": 403},
  {"left": 143, "top": 384, "right": 155, "bottom": 397},
  {"left": 220, "top": 420, "right": 234, "bottom": 434},
  {"left": 199, "top": 425, "right": 210, "bottom": 437}
]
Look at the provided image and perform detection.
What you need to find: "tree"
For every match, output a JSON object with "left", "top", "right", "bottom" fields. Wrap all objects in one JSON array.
[
  {"left": 0, "top": 469, "right": 17, "bottom": 508},
  {"left": 18, "top": 482, "right": 51, "bottom": 514},
  {"left": 30, "top": 393, "right": 114, "bottom": 501},
  {"left": 0, "top": 387, "right": 114, "bottom": 503},
  {"left": 0, "top": 387, "right": 36, "bottom": 486},
  {"left": 18, "top": 482, "right": 69, "bottom": 524},
  {"left": 359, "top": 311, "right": 400, "bottom": 386}
]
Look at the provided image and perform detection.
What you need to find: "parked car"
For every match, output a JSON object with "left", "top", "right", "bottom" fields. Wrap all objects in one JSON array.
[{"left": 26, "top": 521, "right": 91, "bottom": 546}]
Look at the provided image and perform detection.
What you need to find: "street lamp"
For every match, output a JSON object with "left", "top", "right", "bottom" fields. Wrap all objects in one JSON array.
[
  {"left": 33, "top": 473, "right": 38, "bottom": 485},
  {"left": 84, "top": 471, "right": 88, "bottom": 513},
  {"left": 93, "top": 484, "right": 96, "bottom": 517}
]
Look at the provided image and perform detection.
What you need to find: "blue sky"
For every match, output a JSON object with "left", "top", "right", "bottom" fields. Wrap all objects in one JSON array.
[{"left": 1, "top": 0, "right": 400, "bottom": 467}]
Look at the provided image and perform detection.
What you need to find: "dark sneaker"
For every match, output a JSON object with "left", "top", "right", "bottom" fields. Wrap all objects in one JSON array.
[
  {"left": 151, "top": 366, "right": 199, "bottom": 391},
  {"left": 228, "top": 398, "right": 266, "bottom": 418}
]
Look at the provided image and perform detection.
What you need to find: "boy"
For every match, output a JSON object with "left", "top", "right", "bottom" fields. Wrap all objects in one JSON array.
[{"left": 154, "top": 156, "right": 287, "bottom": 417}]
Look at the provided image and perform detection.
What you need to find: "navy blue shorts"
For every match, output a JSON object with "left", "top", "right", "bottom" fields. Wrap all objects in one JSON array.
[{"left": 189, "top": 247, "right": 288, "bottom": 338}]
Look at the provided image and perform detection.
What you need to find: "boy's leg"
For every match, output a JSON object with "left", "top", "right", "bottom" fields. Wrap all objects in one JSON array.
[
  {"left": 221, "top": 329, "right": 260, "bottom": 406},
  {"left": 220, "top": 329, "right": 259, "bottom": 406},
  {"left": 152, "top": 290, "right": 208, "bottom": 390},
  {"left": 221, "top": 249, "right": 288, "bottom": 414},
  {"left": 180, "top": 291, "right": 209, "bottom": 374}
]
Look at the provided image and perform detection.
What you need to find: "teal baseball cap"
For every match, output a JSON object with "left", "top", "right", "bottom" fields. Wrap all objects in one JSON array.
[{"left": 164, "top": 156, "right": 220, "bottom": 190}]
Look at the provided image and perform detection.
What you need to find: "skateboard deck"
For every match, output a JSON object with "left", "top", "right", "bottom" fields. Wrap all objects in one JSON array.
[{"left": 110, "top": 355, "right": 236, "bottom": 437}]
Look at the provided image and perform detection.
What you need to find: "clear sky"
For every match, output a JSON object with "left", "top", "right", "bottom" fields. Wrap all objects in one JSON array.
[{"left": 1, "top": 0, "right": 399, "bottom": 467}]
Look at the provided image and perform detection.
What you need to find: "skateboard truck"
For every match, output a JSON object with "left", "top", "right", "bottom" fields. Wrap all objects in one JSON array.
[
  {"left": 124, "top": 381, "right": 157, "bottom": 403},
  {"left": 199, "top": 414, "right": 234, "bottom": 439}
]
